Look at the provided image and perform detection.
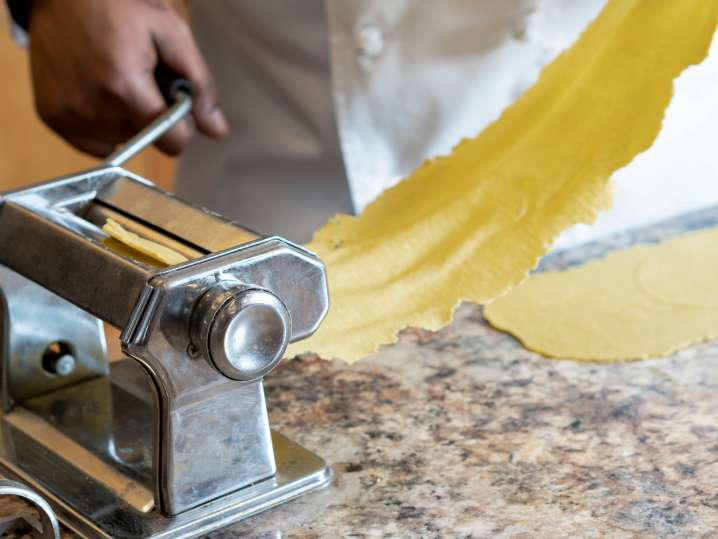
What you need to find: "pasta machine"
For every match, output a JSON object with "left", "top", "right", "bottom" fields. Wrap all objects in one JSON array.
[{"left": 0, "top": 77, "right": 331, "bottom": 537}]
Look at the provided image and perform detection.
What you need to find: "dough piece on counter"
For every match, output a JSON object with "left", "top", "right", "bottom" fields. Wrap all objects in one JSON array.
[
  {"left": 102, "top": 218, "right": 188, "bottom": 266},
  {"left": 289, "top": 0, "right": 718, "bottom": 362},
  {"left": 484, "top": 226, "right": 718, "bottom": 361}
]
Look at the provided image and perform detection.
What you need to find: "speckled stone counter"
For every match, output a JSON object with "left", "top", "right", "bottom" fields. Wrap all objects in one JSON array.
[{"left": 9, "top": 208, "right": 718, "bottom": 538}]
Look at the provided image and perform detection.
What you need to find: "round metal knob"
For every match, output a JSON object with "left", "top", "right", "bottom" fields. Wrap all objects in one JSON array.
[{"left": 191, "top": 285, "right": 291, "bottom": 381}]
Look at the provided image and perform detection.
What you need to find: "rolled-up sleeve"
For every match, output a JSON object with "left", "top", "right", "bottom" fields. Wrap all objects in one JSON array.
[{"left": 4, "top": 0, "right": 29, "bottom": 45}]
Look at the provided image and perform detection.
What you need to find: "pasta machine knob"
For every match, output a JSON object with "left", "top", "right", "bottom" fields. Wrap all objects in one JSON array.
[{"left": 191, "top": 285, "right": 291, "bottom": 381}]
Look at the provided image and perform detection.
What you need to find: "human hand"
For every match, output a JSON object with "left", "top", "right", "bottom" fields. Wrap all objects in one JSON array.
[{"left": 27, "top": 0, "right": 228, "bottom": 157}]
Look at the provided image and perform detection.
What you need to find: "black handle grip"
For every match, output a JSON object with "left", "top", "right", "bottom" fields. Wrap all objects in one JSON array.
[{"left": 154, "top": 64, "right": 193, "bottom": 105}]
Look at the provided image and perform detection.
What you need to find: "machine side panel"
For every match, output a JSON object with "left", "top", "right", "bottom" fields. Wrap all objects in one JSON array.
[{"left": 0, "top": 203, "right": 150, "bottom": 328}]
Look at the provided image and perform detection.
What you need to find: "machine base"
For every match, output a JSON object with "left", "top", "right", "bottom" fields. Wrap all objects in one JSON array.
[
  {"left": 0, "top": 361, "right": 331, "bottom": 538},
  {"left": 0, "top": 429, "right": 331, "bottom": 539}
]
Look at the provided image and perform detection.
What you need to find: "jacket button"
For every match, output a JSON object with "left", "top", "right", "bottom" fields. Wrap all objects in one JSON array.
[{"left": 355, "top": 23, "right": 385, "bottom": 59}]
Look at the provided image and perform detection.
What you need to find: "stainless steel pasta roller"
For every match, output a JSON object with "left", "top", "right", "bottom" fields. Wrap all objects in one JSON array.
[{"left": 0, "top": 73, "right": 331, "bottom": 538}]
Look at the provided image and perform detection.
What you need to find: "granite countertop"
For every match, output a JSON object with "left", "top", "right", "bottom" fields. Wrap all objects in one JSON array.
[{"left": 9, "top": 209, "right": 718, "bottom": 538}]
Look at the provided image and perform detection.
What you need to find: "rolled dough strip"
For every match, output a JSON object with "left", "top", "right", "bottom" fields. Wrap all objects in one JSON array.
[
  {"left": 484, "top": 226, "right": 718, "bottom": 361},
  {"left": 289, "top": 0, "right": 718, "bottom": 362}
]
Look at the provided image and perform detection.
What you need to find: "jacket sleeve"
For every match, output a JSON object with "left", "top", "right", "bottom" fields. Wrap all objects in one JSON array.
[{"left": 4, "top": 0, "right": 30, "bottom": 45}]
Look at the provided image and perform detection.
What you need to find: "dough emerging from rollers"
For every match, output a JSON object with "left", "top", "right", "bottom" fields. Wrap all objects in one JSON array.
[
  {"left": 484, "top": 227, "right": 718, "bottom": 361},
  {"left": 102, "top": 218, "right": 188, "bottom": 266},
  {"left": 288, "top": 0, "right": 718, "bottom": 362}
]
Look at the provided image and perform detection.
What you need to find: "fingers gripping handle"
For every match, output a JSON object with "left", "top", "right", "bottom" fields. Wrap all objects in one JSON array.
[
  {"left": 154, "top": 63, "right": 194, "bottom": 106},
  {"left": 105, "top": 66, "right": 194, "bottom": 167}
]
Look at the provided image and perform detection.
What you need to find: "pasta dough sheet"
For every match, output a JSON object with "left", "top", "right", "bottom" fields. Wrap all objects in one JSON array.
[
  {"left": 102, "top": 218, "right": 189, "bottom": 266},
  {"left": 484, "top": 226, "right": 718, "bottom": 361},
  {"left": 288, "top": 0, "right": 718, "bottom": 362}
]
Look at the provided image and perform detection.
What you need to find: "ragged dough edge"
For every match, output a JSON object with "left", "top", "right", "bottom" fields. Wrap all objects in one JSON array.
[
  {"left": 292, "top": 174, "right": 613, "bottom": 361},
  {"left": 289, "top": 0, "right": 718, "bottom": 363}
]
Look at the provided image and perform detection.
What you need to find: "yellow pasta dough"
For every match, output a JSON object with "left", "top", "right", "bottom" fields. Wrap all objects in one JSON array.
[
  {"left": 102, "top": 218, "right": 188, "bottom": 266},
  {"left": 288, "top": 0, "right": 718, "bottom": 362},
  {"left": 484, "top": 227, "right": 718, "bottom": 361}
]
